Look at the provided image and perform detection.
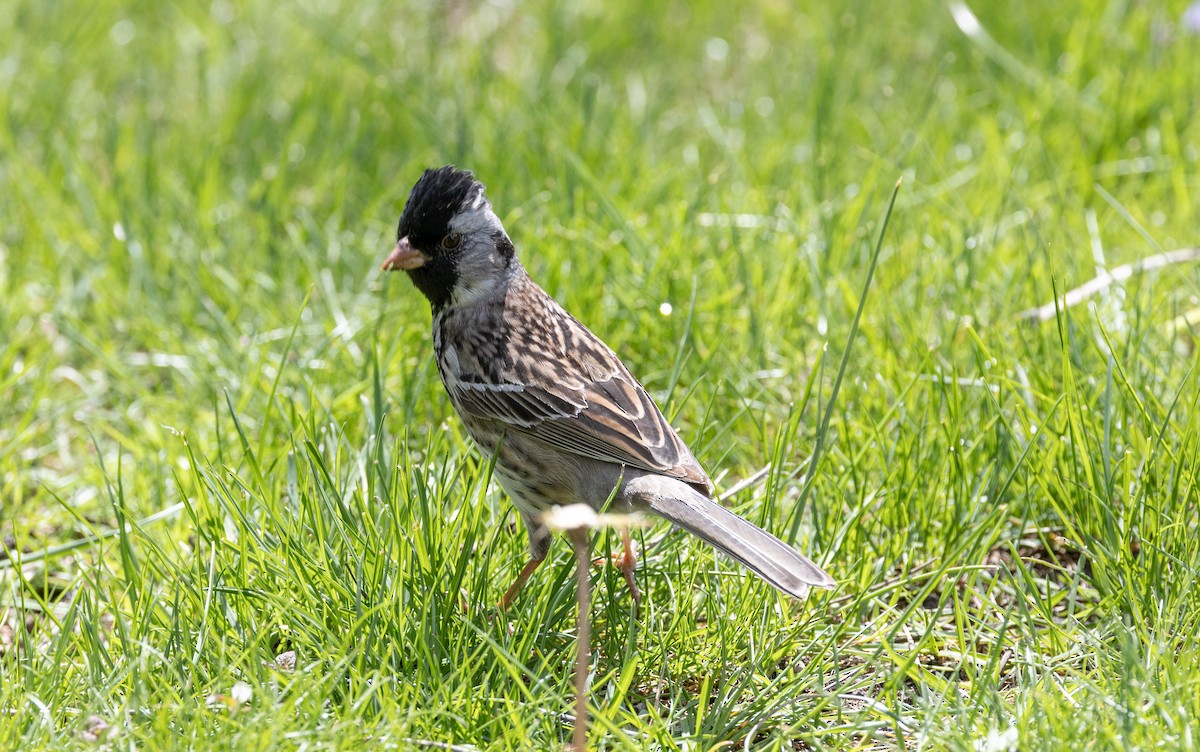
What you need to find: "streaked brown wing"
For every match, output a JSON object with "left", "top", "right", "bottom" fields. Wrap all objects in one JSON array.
[{"left": 448, "top": 335, "right": 709, "bottom": 489}]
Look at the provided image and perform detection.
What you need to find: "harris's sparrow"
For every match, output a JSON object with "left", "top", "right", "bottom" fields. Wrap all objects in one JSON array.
[{"left": 382, "top": 166, "right": 835, "bottom": 606}]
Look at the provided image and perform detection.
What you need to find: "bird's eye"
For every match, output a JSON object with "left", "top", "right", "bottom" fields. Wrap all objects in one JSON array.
[{"left": 441, "top": 233, "right": 462, "bottom": 250}]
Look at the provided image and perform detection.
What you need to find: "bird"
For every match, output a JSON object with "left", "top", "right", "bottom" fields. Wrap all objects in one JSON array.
[{"left": 381, "top": 165, "right": 836, "bottom": 608}]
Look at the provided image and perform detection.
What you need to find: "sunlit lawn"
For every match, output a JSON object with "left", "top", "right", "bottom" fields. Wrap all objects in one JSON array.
[{"left": 2, "top": 0, "right": 1199, "bottom": 749}]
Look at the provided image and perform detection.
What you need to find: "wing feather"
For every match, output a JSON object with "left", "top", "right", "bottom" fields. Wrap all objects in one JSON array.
[{"left": 441, "top": 283, "right": 709, "bottom": 488}]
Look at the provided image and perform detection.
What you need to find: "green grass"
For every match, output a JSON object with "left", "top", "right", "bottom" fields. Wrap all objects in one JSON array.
[{"left": 3, "top": 0, "right": 1200, "bottom": 748}]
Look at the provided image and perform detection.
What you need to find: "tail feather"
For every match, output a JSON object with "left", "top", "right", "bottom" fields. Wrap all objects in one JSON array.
[{"left": 625, "top": 475, "right": 835, "bottom": 598}]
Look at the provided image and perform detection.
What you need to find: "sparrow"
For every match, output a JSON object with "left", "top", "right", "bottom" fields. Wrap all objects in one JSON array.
[{"left": 382, "top": 165, "right": 836, "bottom": 607}]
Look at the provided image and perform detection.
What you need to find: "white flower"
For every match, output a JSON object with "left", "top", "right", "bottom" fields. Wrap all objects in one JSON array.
[
  {"left": 975, "top": 726, "right": 1018, "bottom": 752},
  {"left": 230, "top": 682, "right": 253, "bottom": 706},
  {"left": 541, "top": 504, "right": 647, "bottom": 532}
]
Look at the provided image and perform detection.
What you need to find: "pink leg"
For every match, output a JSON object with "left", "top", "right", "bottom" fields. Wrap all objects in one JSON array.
[
  {"left": 499, "top": 556, "right": 546, "bottom": 610},
  {"left": 617, "top": 528, "right": 641, "bottom": 603}
]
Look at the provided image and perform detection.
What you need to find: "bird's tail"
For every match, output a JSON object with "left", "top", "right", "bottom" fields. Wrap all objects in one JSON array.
[{"left": 625, "top": 475, "right": 835, "bottom": 598}]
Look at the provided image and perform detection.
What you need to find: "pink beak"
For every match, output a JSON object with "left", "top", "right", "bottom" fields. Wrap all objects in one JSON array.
[{"left": 381, "top": 237, "right": 427, "bottom": 271}]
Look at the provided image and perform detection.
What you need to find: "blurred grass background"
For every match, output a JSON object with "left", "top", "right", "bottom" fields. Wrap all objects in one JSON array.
[{"left": 2, "top": 0, "right": 1199, "bottom": 749}]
